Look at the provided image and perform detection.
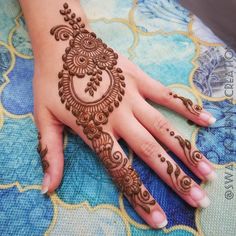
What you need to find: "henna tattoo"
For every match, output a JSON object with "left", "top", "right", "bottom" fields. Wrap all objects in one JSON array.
[
  {"left": 51, "top": 3, "right": 155, "bottom": 213},
  {"left": 169, "top": 92, "right": 202, "bottom": 116},
  {"left": 166, "top": 129, "right": 203, "bottom": 167},
  {"left": 37, "top": 132, "right": 49, "bottom": 172},
  {"left": 175, "top": 136, "right": 203, "bottom": 166},
  {"left": 157, "top": 153, "right": 192, "bottom": 194},
  {"left": 92, "top": 132, "right": 156, "bottom": 212}
]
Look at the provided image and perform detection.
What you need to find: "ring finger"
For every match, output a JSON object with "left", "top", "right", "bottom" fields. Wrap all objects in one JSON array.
[{"left": 114, "top": 114, "right": 211, "bottom": 208}]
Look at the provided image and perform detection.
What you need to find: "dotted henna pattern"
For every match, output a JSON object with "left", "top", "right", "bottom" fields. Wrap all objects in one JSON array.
[{"left": 50, "top": 3, "right": 155, "bottom": 214}]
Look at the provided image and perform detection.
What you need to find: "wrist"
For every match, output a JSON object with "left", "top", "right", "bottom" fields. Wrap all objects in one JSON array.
[{"left": 19, "top": 1, "right": 89, "bottom": 63}]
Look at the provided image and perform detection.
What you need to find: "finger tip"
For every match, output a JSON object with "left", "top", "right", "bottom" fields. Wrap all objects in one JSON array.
[
  {"left": 205, "top": 171, "right": 217, "bottom": 182},
  {"left": 41, "top": 173, "right": 50, "bottom": 194},
  {"left": 199, "top": 112, "right": 216, "bottom": 126},
  {"left": 151, "top": 211, "right": 168, "bottom": 229},
  {"left": 41, "top": 171, "right": 62, "bottom": 194},
  {"left": 41, "top": 186, "right": 49, "bottom": 194},
  {"left": 198, "top": 196, "right": 211, "bottom": 208},
  {"left": 157, "top": 219, "right": 168, "bottom": 229},
  {"left": 47, "top": 180, "right": 61, "bottom": 194},
  {"left": 208, "top": 116, "right": 216, "bottom": 125}
]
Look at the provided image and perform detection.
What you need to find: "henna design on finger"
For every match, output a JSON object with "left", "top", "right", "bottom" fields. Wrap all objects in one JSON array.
[
  {"left": 50, "top": 3, "right": 156, "bottom": 214},
  {"left": 157, "top": 153, "right": 192, "bottom": 194},
  {"left": 37, "top": 132, "right": 49, "bottom": 172},
  {"left": 166, "top": 129, "right": 203, "bottom": 167},
  {"left": 175, "top": 136, "right": 203, "bottom": 166},
  {"left": 93, "top": 132, "right": 156, "bottom": 213},
  {"left": 169, "top": 92, "right": 202, "bottom": 116}
]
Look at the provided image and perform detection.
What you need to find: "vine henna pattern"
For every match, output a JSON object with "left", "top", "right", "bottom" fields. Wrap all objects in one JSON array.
[
  {"left": 156, "top": 153, "right": 192, "bottom": 194},
  {"left": 166, "top": 129, "right": 203, "bottom": 167},
  {"left": 37, "top": 132, "right": 49, "bottom": 172},
  {"left": 50, "top": 3, "right": 155, "bottom": 213},
  {"left": 50, "top": 3, "right": 195, "bottom": 212},
  {"left": 169, "top": 92, "right": 202, "bottom": 116}
]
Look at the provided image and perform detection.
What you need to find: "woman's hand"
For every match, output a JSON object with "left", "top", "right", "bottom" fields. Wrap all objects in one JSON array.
[{"left": 20, "top": 1, "right": 216, "bottom": 229}]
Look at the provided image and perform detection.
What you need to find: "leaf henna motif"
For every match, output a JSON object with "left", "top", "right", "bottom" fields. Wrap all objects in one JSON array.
[
  {"left": 157, "top": 154, "right": 192, "bottom": 194},
  {"left": 37, "top": 132, "right": 49, "bottom": 172},
  {"left": 166, "top": 161, "right": 192, "bottom": 194},
  {"left": 166, "top": 128, "right": 203, "bottom": 167},
  {"left": 175, "top": 135, "right": 203, "bottom": 166},
  {"left": 50, "top": 3, "right": 156, "bottom": 214}
]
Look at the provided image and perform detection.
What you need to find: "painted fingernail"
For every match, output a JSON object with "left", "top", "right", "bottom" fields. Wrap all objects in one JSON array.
[
  {"left": 190, "top": 186, "right": 211, "bottom": 208},
  {"left": 199, "top": 113, "right": 216, "bottom": 125},
  {"left": 41, "top": 173, "right": 50, "bottom": 194},
  {"left": 151, "top": 211, "right": 168, "bottom": 228},
  {"left": 198, "top": 162, "right": 217, "bottom": 181}
]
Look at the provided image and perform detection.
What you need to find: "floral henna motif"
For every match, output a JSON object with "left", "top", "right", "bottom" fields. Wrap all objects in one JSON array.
[
  {"left": 92, "top": 132, "right": 156, "bottom": 212},
  {"left": 50, "top": 3, "right": 155, "bottom": 214},
  {"left": 37, "top": 132, "right": 49, "bottom": 172},
  {"left": 169, "top": 92, "right": 202, "bottom": 116},
  {"left": 166, "top": 129, "right": 203, "bottom": 167},
  {"left": 51, "top": 3, "right": 119, "bottom": 96}
]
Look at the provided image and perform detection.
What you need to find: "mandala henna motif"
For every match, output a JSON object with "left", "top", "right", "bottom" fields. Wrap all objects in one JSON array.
[
  {"left": 169, "top": 92, "right": 202, "bottom": 116},
  {"left": 50, "top": 3, "right": 155, "bottom": 214},
  {"left": 37, "top": 132, "right": 49, "bottom": 172}
]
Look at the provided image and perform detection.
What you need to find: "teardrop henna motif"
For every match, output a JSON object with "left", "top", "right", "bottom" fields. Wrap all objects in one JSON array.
[{"left": 50, "top": 3, "right": 156, "bottom": 214}]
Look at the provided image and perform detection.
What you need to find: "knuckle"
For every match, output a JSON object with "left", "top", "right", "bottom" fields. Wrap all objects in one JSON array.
[
  {"left": 153, "top": 115, "right": 169, "bottom": 134},
  {"left": 140, "top": 141, "right": 159, "bottom": 160},
  {"left": 159, "top": 87, "right": 172, "bottom": 103}
]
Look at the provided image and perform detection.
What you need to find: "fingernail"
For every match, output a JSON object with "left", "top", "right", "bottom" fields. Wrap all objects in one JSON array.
[
  {"left": 41, "top": 173, "right": 50, "bottom": 194},
  {"left": 151, "top": 211, "right": 168, "bottom": 228},
  {"left": 190, "top": 186, "right": 211, "bottom": 208},
  {"left": 199, "top": 113, "right": 216, "bottom": 125},
  {"left": 198, "top": 162, "right": 217, "bottom": 181},
  {"left": 208, "top": 116, "right": 216, "bottom": 125},
  {"left": 198, "top": 196, "right": 211, "bottom": 208},
  {"left": 205, "top": 171, "right": 217, "bottom": 181}
]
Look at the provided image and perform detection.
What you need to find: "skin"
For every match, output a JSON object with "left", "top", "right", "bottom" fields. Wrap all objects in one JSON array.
[{"left": 19, "top": 0, "right": 217, "bottom": 229}]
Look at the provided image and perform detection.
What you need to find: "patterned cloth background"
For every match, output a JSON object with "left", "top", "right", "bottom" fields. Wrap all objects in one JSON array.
[{"left": 0, "top": 0, "right": 235, "bottom": 235}]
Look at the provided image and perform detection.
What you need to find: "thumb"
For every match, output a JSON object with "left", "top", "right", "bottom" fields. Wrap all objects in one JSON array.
[{"left": 36, "top": 110, "right": 64, "bottom": 194}]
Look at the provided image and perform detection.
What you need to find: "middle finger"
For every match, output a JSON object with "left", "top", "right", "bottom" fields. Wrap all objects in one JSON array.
[{"left": 133, "top": 97, "right": 216, "bottom": 182}]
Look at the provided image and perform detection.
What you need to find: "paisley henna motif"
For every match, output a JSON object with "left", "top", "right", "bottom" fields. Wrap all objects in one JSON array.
[
  {"left": 157, "top": 154, "right": 192, "bottom": 194},
  {"left": 166, "top": 129, "right": 203, "bottom": 167},
  {"left": 50, "top": 3, "right": 155, "bottom": 214},
  {"left": 169, "top": 92, "right": 202, "bottom": 116},
  {"left": 175, "top": 135, "right": 203, "bottom": 166},
  {"left": 37, "top": 132, "right": 49, "bottom": 172}
]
